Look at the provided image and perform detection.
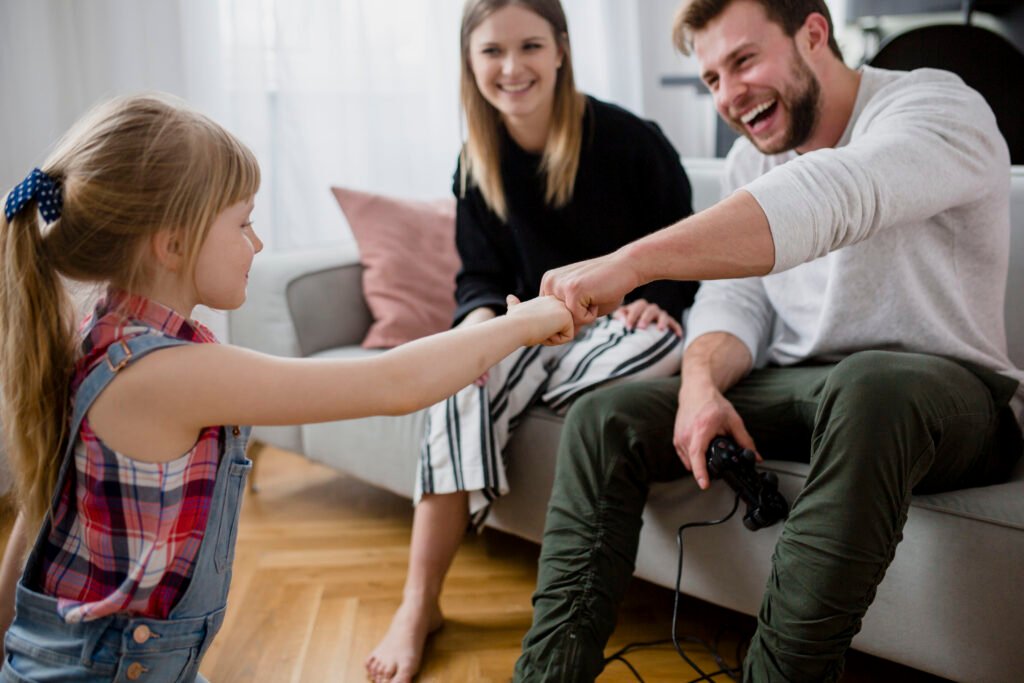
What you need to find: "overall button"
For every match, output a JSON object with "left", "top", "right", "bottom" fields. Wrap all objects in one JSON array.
[
  {"left": 126, "top": 662, "right": 148, "bottom": 680},
  {"left": 231, "top": 426, "right": 241, "bottom": 437},
  {"left": 132, "top": 624, "right": 152, "bottom": 644}
]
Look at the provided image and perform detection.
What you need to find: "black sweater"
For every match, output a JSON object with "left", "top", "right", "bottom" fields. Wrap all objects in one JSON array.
[{"left": 452, "top": 96, "right": 698, "bottom": 325}]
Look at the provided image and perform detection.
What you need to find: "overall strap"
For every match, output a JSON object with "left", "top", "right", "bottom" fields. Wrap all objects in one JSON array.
[{"left": 54, "top": 335, "right": 192, "bottom": 504}]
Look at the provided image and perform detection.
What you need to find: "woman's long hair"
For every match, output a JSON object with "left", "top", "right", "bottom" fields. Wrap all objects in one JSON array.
[
  {"left": 459, "top": 0, "right": 586, "bottom": 220},
  {"left": 0, "top": 93, "right": 260, "bottom": 531}
]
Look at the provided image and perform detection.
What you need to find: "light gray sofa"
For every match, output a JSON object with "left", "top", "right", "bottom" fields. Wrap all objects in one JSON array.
[{"left": 229, "top": 158, "right": 1024, "bottom": 683}]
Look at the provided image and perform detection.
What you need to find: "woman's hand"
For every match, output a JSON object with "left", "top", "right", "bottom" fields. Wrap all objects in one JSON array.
[{"left": 613, "top": 299, "right": 682, "bottom": 337}]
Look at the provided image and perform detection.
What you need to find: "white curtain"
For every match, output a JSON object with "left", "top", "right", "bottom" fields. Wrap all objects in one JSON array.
[
  {"left": 564, "top": 0, "right": 644, "bottom": 114},
  {"left": 1, "top": 1, "right": 645, "bottom": 252},
  {"left": 213, "top": 0, "right": 465, "bottom": 252},
  {"left": 0, "top": 1, "right": 216, "bottom": 189}
]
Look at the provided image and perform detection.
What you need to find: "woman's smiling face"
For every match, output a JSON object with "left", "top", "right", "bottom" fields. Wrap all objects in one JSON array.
[{"left": 467, "top": 4, "right": 563, "bottom": 127}]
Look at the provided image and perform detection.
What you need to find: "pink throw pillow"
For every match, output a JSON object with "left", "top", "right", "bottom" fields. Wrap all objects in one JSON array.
[{"left": 331, "top": 187, "right": 459, "bottom": 349}]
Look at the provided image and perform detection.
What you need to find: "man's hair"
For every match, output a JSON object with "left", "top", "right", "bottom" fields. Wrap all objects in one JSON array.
[{"left": 672, "top": 0, "right": 843, "bottom": 60}]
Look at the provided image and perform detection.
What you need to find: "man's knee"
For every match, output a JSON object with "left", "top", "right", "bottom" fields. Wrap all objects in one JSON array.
[
  {"left": 822, "top": 350, "right": 964, "bottom": 419},
  {"left": 561, "top": 377, "right": 676, "bottom": 450},
  {"left": 565, "top": 377, "right": 679, "bottom": 429},
  {"left": 812, "top": 350, "right": 998, "bottom": 491},
  {"left": 555, "top": 377, "right": 681, "bottom": 493}
]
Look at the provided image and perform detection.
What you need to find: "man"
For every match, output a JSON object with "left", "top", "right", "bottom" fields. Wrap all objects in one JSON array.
[{"left": 513, "top": 1, "right": 1024, "bottom": 681}]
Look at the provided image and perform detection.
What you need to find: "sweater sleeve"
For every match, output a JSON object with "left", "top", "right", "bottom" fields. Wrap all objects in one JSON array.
[
  {"left": 683, "top": 142, "right": 776, "bottom": 359},
  {"left": 623, "top": 121, "right": 699, "bottom": 320},
  {"left": 452, "top": 177, "right": 517, "bottom": 326},
  {"left": 683, "top": 277, "right": 774, "bottom": 367},
  {"left": 745, "top": 70, "right": 1008, "bottom": 273}
]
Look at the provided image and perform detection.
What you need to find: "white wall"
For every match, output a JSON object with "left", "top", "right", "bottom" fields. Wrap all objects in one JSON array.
[{"left": 637, "top": 0, "right": 719, "bottom": 159}]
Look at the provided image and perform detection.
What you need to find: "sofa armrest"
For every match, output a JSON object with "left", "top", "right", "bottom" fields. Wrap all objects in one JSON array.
[
  {"left": 287, "top": 259, "right": 373, "bottom": 356},
  {"left": 228, "top": 244, "right": 371, "bottom": 358}
]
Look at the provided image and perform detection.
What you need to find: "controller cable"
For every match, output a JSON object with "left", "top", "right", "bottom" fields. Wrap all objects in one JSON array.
[{"left": 603, "top": 494, "right": 748, "bottom": 683}]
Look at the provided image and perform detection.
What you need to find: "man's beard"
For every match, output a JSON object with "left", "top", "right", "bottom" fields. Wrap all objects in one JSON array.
[
  {"left": 731, "top": 50, "right": 822, "bottom": 155},
  {"left": 781, "top": 55, "right": 821, "bottom": 152}
]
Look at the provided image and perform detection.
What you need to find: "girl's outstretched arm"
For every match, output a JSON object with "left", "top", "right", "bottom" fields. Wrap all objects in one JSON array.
[{"left": 86, "top": 295, "right": 572, "bottom": 461}]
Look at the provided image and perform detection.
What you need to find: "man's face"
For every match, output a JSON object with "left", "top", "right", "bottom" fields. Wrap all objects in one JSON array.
[{"left": 694, "top": 0, "right": 822, "bottom": 154}]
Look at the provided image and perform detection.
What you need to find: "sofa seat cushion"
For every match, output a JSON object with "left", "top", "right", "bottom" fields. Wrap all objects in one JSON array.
[{"left": 912, "top": 473, "right": 1024, "bottom": 531}]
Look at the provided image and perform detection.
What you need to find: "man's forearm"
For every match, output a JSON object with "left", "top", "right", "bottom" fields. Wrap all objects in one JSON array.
[
  {"left": 539, "top": 191, "right": 776, "bottom": 328},
  {"left": 682, "top": 332, "right": 753, "bottom": 396},
  {"left": 624, "top": 190, "right": 775, "bottom": 284}
]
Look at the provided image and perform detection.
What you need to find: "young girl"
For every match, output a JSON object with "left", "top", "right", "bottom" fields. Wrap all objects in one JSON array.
[
  {"left": 366, "top": 1, "right": 698, "bottom": 681},
  {"left": 0, "top": 93, "right": 571, "bottom": 682}
]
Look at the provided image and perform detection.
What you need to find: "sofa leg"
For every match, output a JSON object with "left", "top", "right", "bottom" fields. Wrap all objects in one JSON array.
[{"left": 247, "top": 439, "right": 268, "bottom": 494}]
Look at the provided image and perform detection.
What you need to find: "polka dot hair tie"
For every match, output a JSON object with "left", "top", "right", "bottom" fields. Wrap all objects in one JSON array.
[{"left": 4, "top": 168, "right": 63, "bottom": 224}]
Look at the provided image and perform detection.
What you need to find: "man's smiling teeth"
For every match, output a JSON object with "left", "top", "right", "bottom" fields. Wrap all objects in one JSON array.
[
  {"left": 741, "top": 99, "right": 776, "bottom": 124},
  {"left": 500, "top": 82, "right": 532, "bottom": 93}
]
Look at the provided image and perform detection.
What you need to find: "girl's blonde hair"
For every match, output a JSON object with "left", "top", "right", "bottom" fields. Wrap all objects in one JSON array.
[
  {"left": 0, "top": 93, "right": 260, "bottom": 531},
  {"left": 459, "top": 0, "right": 586, "bottom": 220}
]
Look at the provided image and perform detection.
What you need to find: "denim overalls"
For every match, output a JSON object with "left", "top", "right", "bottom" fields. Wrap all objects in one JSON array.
[{"left": 3, "top": 334, "right": 252, "bottom": 682}]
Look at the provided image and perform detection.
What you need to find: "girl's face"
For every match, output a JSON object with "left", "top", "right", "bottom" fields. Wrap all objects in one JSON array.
[
  {"left": 193, "top": 197, "right": 262, "bottom": 311},
  {"left": 468, "top": 5, "right": 564, "bottom": 128}
]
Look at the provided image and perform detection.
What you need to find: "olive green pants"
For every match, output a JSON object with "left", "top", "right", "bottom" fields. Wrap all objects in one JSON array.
[{"left": 514, "top": 351, "right": 1022, "bottom": 682}]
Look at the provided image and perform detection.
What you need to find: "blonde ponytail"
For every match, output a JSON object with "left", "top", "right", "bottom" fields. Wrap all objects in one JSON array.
[{"left": 0, "top": 199, "right": 76, "bottom": 531}]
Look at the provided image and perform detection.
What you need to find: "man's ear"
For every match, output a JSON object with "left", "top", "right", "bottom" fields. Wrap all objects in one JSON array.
[
  {"left": 151, "top": 229, "right": 186, "bottom": 273},
  {"left": 800, "top": 12, "right": 831, "bottom": 57}
]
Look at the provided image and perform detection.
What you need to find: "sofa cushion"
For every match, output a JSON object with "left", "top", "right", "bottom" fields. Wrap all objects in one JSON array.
[{"left": 332, "top": 187, "right": 459, "bottom": 349}]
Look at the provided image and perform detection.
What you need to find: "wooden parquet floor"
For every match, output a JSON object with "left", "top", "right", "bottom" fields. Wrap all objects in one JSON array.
[{"left": 0, "top": 447, "right": 949, "bottom": 682}]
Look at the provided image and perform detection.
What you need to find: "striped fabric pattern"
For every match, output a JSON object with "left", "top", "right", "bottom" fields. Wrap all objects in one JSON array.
[
  {"left": 39, "top": 290, "right": 221, "bottom": 623},
  {"left": 416, "top": 316, "right": 682, "bottom": 526}
]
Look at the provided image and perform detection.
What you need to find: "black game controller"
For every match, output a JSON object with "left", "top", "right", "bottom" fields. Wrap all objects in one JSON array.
[{"left": 705, "top": 437, "right": 789, "bottom": 531}]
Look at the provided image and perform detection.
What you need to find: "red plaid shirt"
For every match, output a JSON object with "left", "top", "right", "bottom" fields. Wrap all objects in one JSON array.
[{"left": 38, "top": 291, "right": 222, "bottom": 623}]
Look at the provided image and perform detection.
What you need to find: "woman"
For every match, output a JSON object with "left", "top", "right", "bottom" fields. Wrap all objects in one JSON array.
[{"left": 366, "top": 2, "right": 698, "bottom": 681}]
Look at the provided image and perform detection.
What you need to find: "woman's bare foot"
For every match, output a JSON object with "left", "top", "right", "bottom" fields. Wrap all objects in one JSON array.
[{"left": 365, "top": 596, "right": 444, "bottom": 683}]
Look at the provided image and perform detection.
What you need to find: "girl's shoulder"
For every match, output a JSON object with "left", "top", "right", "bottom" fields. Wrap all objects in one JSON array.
[{"left": 73, "top": 291, "right": 217, "bottom": 392}]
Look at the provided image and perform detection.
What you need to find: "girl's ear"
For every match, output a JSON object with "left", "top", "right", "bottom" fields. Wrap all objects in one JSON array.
[{"left": 151, "top": 228, "right": 185, "bottom": 273}]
